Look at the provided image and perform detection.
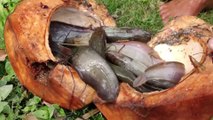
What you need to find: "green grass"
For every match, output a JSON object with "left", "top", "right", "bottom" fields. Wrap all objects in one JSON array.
[
  {"left": 0, "top": 0, "right": 20, "bottom": 49},
  {"left": 1, "top": 0, "right": 213, "bottom": 119},
  {"left": 97, "top": 0, "right": 164, "bottom": 33}
]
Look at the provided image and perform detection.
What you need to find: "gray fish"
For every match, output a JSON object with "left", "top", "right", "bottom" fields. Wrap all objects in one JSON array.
[
  {"left": 106, "top": 51, "right": 148, "bottom": 76},
  {"left": 50, "top": 21, "right": 93, "bottom": 46},
  {"left": 51, "top": 7, "right": 102, "bottom": 28},
  {"left": 50, "top": 21, "right": 152, "bottom": 47},
  {"left": 142, "top": 83, "right": 164, "bottom": 91},
  {"left": 133, "top": 61, "right": 185, "bottom": 89},
  {"left": 71, "top": 47, "right": 119, "bottom": 102},
  {"left": 110, "top": 64, "right": 151, "bottom": 92},
  {"left": 89, "top": 27, "right": 106, "bottom": 57},
  {"left": 145, "top": 61, "right": 185, "bottom": 83},
  {"left": 109, "top": 63, "right": 136, "bottom": 85},
  {"left": 106, "top": 41, "right": 162, "bottom": 67},
  {"left": 145, "top": 80, "right": 176, "bottom": 89},
  {"left": 103, "top": 26, "right": 151, "bottom": 43},
  {"left": 49, "top": 37, "right": 73, "bottom": 61}
]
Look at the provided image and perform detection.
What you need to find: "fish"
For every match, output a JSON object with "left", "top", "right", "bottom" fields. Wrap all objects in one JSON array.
[
  {"left": 109, "top": 63, "right": 136, "bottom": 85},
  {"left": 107, "top": 41, "right": 163, "bottom": 67},
  {"left": 133, "top": 61, "right": 185, "bottom": 89},
  {"left": 71, "top": 47, "right": 119, "bottom": 102},
  {"left": 89, "top": 27, "right": 106, "bottom": 57},
  {"left": 49, "top": 21, "right": 93, "bottom": 46},
  {"left": 145, "top": 79, "right": 176, "bottom": 89},
  {"left": 50, "top": 21, "right": 152, "bottom": 47},
  {"left": 106, "top": 51, "right": 148, "bottom": 76},
  {"left": 49, "top": 37, "right": 73, "bottom": 62},
  {"left": 103, "top": 27, "right": 151, "bottom": 43},
  {"left": 51, "top": 7, "right": 102, "bottom": 28},
  {"left": 110, "top": 64, "right": 152, "bottom": 92}
]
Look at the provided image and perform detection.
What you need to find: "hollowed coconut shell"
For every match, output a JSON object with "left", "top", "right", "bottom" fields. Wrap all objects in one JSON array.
[
  {"left": 4, "top": 0, "right": 213, "bottom": 119},
  {"left": 4, "top": 0, "right": 115, "bottom": 110}
]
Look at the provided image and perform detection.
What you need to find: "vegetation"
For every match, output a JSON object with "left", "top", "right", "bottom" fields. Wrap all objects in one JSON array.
[{"left": 1, "top": 0, "right": 213, "bottom": 119}]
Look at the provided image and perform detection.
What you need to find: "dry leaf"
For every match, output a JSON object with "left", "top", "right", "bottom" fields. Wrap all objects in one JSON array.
[
  {"left": 24, "top": 113, "right": 38, "bottom": 120},
  {"left": 75, "top": 109, "right": 99, "bottom": 120},
  {"left": 0, "top": 49, "right": 7, "bottom": 61}
]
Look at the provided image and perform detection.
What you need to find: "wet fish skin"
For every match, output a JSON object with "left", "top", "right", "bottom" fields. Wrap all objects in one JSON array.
[
  {"left": 110, "top": 63, "right": 136, "bottom": 85},
  {"left": 49, "top": 37, "right": 73, "bottom": 61},
  {"left": 145, "top": 61, "right": 185, "bottom": 84},
  {"left": 110, "top": 64, "right": 152, "bottom": 92},
  {"left": 51, "top": 7, "right": 102, "bottom": 28},
  {"left": 106, "top": 51, "right": 148, "bottom": 76},
  {"left": 103, "top": 26, "right": 152, "bottom": 43},
  {"left": 50, "top": 21, "right": 152, "bottom": 48},
  {"left": 142, "top": 83, "right": 164, "bottom": 91},
  {"left": 107, "top": 41, "right": 162, "bottom": 67},
  {"left": 89, "top": 27, "right": 106, "bottom": 57},
  {"left": 50, "top": 21, "right": 93, "bottom": 45},
  {"left": 133, "top": 61, "right": 185, "bottom": 89},
  {"left": 71, "top": 47, "right": 119, "bottom": 102},
  {"left": 145, "top": 80, "right": 176, "bottom": 89}
]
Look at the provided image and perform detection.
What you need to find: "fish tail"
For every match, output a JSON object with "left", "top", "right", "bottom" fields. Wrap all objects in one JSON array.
[{"left": 133, "top": 73, "right": 147, "bottom": 87}]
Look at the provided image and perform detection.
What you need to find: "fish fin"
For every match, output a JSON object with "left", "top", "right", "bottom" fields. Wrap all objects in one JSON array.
[
  {"left": 133, "top": 73, "right": 147, "bottom": 87},
  {"left": 149, "top": 51, "right": 161, "bottom": 59},
  {"left": 189, "top": 55, "right": 205, "bottom": 73}
]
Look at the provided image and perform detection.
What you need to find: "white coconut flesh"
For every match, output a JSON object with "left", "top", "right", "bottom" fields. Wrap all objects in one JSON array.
[{"left": 153, "top": 39, "right": 204, "bottom": 74}]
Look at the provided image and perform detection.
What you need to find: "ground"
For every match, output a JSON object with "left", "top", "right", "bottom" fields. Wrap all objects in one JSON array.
[{"left": 1, "top": 0, "right": 213, "bottom": 119}]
